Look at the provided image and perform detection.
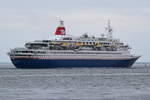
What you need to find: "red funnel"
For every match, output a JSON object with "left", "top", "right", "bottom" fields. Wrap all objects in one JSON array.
[
  {"left": 55, "top": 27, "right": 66, "bottom": 35},
  {"left": 55, "top": 20, "right": 66, "bottom": 35}
]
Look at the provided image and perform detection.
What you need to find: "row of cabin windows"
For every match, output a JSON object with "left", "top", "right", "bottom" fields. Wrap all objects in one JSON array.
[
  {"left": 49, "top": 52, "right": 120, "bottom": 54},
  {"left": 82, "top": 42, "right": 110, "bottom": 45},
  {"left": 81, "top": 42, "right": 123, "bottom": 46},
  {"left": 82, "top": 42, "right": 95, "bottom": 45},
  {"left": 26, "top": 43, "right": 48, "bottom": 47},
  {"left": 14, "top": 51, "right": 46, "bottom": 54}
]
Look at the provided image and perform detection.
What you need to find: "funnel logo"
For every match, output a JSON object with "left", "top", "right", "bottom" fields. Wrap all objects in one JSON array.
[{"left": 60, "top": 29, "right": 65, "bottom": 35}]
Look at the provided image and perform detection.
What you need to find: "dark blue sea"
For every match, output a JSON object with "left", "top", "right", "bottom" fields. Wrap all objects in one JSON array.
[{"left": 0, "top": 63, "right": 150, "bottom": 100}]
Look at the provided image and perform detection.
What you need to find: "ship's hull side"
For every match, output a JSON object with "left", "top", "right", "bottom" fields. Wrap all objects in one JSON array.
[{"left": 10, "top": 57, "right": 139, "bottom": 68}]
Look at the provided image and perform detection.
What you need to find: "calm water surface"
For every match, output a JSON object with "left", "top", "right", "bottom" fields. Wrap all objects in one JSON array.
[{"left": 0, "top": 63, "right": 150, "bottom": 100}]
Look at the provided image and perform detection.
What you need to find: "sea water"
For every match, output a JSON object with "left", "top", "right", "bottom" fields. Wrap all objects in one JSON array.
[{"left": 0, "top": 63, "right": 150, "bottom": 100}]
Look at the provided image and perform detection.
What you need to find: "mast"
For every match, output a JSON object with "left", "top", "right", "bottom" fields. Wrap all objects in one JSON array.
[
  {"left": 59, "top": 20, "right": 64, "bottom": 27},
  {"left": 106, "top": 19, "right": 113, "bottom": 39}
]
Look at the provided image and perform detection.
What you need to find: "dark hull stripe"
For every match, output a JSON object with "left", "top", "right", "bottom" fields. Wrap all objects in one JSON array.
[{"left": 11, "top": 57, "right": 139, "bottom": 68}]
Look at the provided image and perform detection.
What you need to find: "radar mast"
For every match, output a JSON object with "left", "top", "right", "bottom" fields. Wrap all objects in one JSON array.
[
  {"left": 106, "top": 19, "right": 113, "bottom": 39},
  {"left": 59, "top": 20, "right": 64, "bottom": 27}
]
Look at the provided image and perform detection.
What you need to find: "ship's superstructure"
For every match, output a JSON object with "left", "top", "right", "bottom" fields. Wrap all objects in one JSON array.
[{"left": 8, "top": 20, "right": 140, "bottom": 68}]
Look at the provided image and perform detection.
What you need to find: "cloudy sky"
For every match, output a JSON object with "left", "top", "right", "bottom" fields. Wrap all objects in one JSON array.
[{"left": 0, "top": 0, "right": 150, "bottom": 62}]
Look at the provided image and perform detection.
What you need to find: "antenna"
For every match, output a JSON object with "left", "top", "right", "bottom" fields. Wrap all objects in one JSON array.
[{"left": 106, "top": 19, "right": 113, "bottom": 39}]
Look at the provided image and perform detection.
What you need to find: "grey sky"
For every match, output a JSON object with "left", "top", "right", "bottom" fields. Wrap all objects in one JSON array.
[{"left": 0, "top": 0, "right": 150, "bottom": 62}]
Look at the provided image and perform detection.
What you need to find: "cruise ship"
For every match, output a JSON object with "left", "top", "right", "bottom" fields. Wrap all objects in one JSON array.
[{"left": 8, "top": 20, "right": 140, "bottom": 68}]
